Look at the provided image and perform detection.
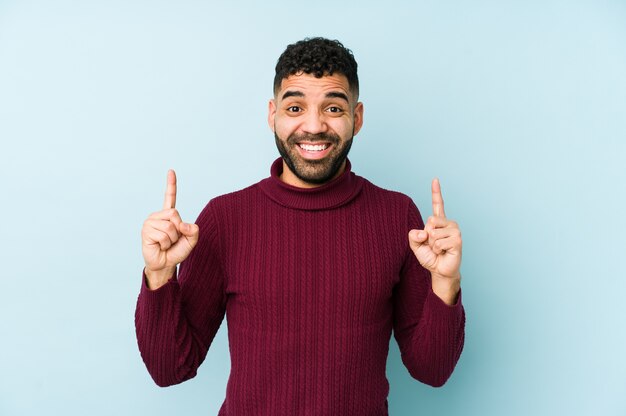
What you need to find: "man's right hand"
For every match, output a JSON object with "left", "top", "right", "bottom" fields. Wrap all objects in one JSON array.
[{"left": 141, "top": 170, "right": 200, "bottom": 290}]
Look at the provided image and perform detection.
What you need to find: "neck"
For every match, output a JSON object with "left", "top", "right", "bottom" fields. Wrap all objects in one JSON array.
[{"left": 258, "top": 157, "right": 364, "bottom": 210}]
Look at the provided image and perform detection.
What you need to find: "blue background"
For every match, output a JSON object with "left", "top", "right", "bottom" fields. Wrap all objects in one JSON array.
[{"left": 1, "top": 1, "right": 625, "bottom": 415}]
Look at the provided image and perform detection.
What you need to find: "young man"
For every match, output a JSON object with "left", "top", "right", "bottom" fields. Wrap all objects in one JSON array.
[{"left": 136, "top": 37, "right": 465, "bottom": 415}]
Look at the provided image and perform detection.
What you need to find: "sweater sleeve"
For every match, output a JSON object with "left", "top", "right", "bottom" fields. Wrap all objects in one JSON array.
[
  {"left": 134, "top": 201, "right": 227, "bottom": 387},
  {"left": 392, "top": 199, "right": 465, "bottom": 387}
]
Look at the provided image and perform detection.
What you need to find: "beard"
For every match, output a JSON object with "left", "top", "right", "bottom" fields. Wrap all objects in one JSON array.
[{"left": 274, "top": 130, "right": 353, "bottom": 185}]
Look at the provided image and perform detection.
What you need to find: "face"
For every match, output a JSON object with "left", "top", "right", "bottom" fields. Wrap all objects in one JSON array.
[{"left": 268, "top": 72, "right": 363, "bottom": 188}]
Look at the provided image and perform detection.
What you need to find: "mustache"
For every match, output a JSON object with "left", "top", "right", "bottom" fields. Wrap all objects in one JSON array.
[{"left": 286, "top": 132, "right": 340, "bottom": 145}]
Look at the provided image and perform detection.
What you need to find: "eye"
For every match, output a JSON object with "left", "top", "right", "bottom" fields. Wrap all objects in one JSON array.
[
  {"left": 287, "top": 106, "right": 302, "bottom": 113},
  {"left": 326, "top": 106, "right": 343, "bottom": 113}
]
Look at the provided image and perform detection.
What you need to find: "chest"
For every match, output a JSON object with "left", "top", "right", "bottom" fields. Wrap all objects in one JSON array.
[{"left": 220, "top": 205, "right": 406, "bottom": 331}]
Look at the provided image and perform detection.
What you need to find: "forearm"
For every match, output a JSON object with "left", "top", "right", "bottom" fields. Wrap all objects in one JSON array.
[
  {"left": 134, "top": 273, "right": 209, "bottom": 387},
  {"left": 135, "top": 276, "right": 202, "bottom": 387},
  {"left": 397, "top": 288, "right": 465, "bottom": 387},
  {"left": 393, "top": 259, "right": 465, "bottom": 387}
]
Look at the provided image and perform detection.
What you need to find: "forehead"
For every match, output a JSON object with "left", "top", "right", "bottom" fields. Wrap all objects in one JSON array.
[{"left": 277, "top": 72, "right": 352, "bottom": 100}]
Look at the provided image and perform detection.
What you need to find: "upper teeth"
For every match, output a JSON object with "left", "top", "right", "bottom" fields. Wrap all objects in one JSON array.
[{"left": 299, "top": 143, "right": 328, "bottom": 151}]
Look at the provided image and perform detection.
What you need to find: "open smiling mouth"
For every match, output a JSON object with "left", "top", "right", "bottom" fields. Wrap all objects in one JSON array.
[
  {"left": 296, "top": 142, "right": 333, "bottom": 159},
  {"left": 298, "top": 143, "right": 330, "bottom": 151}
]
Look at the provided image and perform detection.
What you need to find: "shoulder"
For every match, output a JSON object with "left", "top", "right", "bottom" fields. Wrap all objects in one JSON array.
[
  {"left": 209, "top": 182, "right": 261, "bottom": 207},
  {"left": 358, "top": 177, "right": 425, "bottom": 227},
  {"left": 195, "top": 182, "right": 262, "bottom": 223},
  {"left": 359, "top": 177, "right": 415, "bottom": 207}
]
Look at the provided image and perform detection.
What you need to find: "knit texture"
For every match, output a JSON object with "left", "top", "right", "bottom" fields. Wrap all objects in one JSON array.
[{"left": 135, "top": 158, "right": 465, "bottom": 415}]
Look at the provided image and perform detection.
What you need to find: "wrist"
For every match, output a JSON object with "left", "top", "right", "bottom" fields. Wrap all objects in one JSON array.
[
  {"left": 144, "top": 266, "right": 176, "bottom": 290},
  {"left": 431, "top": 273, "right": 461, "bottom": 306}
]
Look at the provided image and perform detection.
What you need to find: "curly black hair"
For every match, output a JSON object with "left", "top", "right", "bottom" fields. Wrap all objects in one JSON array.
[{"left": 273, "top": 37, "right": 359, "bottom": 98}]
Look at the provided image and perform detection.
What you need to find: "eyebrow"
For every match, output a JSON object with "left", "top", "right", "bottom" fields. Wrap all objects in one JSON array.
[
  {"left": 325, "top": 91, "right": 349, "bottom": 103},
  {"left": 281, "top": 90, "right": 350, "bottom": 103},
  {"left": 281, "top": 90, "right": 304, "bottom": 100}
]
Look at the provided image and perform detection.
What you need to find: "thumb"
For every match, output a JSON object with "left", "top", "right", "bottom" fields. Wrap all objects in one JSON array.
[
  {"left": 180, "top": 222, "right": 200, "bottom": 246},
  {"left": 408, "top": 229, "right": 437, "bottom": 271},
  {"left": 408, "top": 229, "right": 428, "bottom": 250}
]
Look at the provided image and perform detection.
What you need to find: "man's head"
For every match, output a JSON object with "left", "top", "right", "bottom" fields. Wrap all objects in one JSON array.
[{"left": 269, "top": 38, "right": 363, "bottom": 188}]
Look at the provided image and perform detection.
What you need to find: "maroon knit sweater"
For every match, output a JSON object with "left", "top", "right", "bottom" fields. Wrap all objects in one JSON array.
[{"left": 135, "top": 158, "right": 465, "bottom": 415}]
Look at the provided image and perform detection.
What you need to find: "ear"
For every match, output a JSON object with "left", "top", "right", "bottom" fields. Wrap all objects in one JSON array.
[
  {"left": 352, "top": 101, "right": 364, "bottom": 136},
  {"left": 268, "top": 99, "right": 276, "bottom": 132}
]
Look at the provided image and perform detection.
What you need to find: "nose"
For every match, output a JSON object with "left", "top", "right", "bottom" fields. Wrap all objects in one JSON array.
[{"left": 301, "top": 110, "right": 327, "bottom": 135}]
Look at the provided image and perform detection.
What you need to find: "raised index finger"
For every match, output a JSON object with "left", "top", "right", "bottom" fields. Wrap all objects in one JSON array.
[
  {"left": 163, "top": 169, "right": 177, "bottom": 209},
  {"left": 432, "top": 177, "right": 446, "bottom": 218}
]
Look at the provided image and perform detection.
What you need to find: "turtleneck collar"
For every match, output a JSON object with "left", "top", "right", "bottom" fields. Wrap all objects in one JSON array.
[{"left": 258, "top": 157, "right": 364, "bottom": 211}]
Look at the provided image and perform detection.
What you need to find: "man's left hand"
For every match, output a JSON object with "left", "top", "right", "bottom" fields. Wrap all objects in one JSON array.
[{"left": 408, "top": 178, "right": 462, "bottom": 305}]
